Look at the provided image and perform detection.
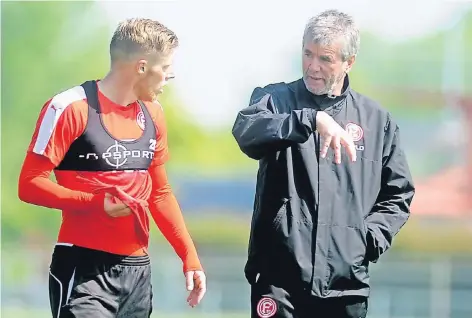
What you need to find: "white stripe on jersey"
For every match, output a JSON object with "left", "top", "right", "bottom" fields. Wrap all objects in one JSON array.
[{"left": 32, "top": 85, "right": 87, "bottom": 155}]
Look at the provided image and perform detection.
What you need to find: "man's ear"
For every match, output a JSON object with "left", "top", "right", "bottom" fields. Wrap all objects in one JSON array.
[{"left": 345, "top": 55, "right": 356, "bottom": 73}]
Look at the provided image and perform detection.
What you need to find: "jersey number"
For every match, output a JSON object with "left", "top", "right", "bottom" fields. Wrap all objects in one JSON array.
[{"left": 149, "top": 139, "right": 157, "bottom": 151}]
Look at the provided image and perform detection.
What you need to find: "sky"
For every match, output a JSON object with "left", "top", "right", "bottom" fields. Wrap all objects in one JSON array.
[{"left": 97, "top": 0, "right": 469, "bottom": 129}]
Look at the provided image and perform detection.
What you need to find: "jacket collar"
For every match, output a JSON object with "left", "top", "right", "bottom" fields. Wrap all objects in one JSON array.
[{"left": 290, "top": 75, "right": 351, "bottom": 113}]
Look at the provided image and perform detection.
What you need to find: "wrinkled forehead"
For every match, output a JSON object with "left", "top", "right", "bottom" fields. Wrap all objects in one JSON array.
[{"left": 303, "top": 39, "right": 344, "bottom": 57}]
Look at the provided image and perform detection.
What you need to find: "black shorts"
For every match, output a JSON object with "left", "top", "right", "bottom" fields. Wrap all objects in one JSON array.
[
  {"left": 48, "top": 244, "right": 153, "bottom": 318},
  {"left": 251, "top": 275, "right": 368, "bottom": 318}
]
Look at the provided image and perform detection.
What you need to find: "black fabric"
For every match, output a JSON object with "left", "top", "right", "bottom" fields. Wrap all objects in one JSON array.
[
  {"left": 251, "top": 275, "right": 368, "bottom": 318},
  {"left": 232, "top": 75, "right": 415, "bottom": 298},
  {"left": 55, "top": 80, "right": 156, "bottom": 172},
  {"left": 49, "top": 245, "right": 153, "bottom": 318}
]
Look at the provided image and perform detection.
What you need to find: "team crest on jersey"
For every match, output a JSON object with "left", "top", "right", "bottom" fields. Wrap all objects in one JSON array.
[
  {"left": 257, "top": 297, "right": 277, "bottom": 318},
  {"left": 345, "top": 122, "right": 364, "bottom": 142},
  {"left": 137, "top": 111, "right": 146, "bottom": 130}
]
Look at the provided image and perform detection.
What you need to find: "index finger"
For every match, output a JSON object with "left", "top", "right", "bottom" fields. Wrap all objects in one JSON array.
[
  {"left": 110, "top": 202, "right": 129, "bottom": 212},
  {"left": 110, "top": 207, "right": 132, "bottom": 217},
  {"left": 320, "top": 135, "right": 332, "bottom": 158},
  {"left": 196, "top": 278, "right": 206, "bottom": 302},
  {"left": 332, "top": 135, "right": 342, "bottom": 164},
  {"left": 340, "top": 134, "right": 356, "bottom": 162},
  {"left": 196, "top": 274, "right": 206, "bottom": 290}
]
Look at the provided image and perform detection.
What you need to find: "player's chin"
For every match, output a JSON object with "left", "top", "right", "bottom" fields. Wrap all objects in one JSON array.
[
  {"left": 138, "top": 92, "right": 160, "bottom": 102},
  {"left": 150, "top": 88, "right": 164, "bottom": 99}
]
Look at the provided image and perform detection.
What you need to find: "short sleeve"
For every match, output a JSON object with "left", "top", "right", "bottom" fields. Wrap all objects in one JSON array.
[{"left": 27, "top": 89, "right": 87, "bottom": 167}]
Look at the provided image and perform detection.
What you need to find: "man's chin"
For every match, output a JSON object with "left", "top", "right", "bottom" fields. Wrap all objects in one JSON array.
[
  {"left": 303, "top": 79, "right": 324, "bottom": 95},
  {"left": 306, "top": 85, "right": 327, "bottom": 96}
]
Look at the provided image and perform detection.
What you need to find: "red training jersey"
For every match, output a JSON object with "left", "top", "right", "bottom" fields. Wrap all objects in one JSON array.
[{"left": 18, "top": 83, "right": 201, "bottom": 272}]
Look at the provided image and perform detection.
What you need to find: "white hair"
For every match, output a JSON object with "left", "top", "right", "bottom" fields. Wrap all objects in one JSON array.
[{"left": 303, "top": 9, "right": 360, "bottom": 61}]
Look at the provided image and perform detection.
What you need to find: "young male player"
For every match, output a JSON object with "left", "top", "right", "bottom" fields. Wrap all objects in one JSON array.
[{"left": 18, "top": 18, "right": 206, "bottom": 317}]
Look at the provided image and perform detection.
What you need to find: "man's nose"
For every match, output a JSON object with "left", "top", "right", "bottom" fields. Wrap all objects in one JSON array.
[{"left": 308, "top": 59, "right": 321, "bottom": 73}]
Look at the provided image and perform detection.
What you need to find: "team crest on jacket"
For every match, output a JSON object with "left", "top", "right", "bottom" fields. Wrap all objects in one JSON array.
[
  {"left": 345, "top": 123, "right": 363, "bottom": 142},
  {"left": 257, "top": 297, "right": 277, "bottom": 318},
  {"left": 137, "top": 111, "right": 145, "bottom": 130}
]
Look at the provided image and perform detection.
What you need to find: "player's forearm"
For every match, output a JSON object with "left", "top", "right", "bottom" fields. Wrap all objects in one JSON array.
[
  {"left": 19, "top": 176, "right": 96, "bottom": 211},
  {"left": 148, "top": 185, "right": 202, "bottom": 272},
  {"left": 18, "top": 153, "right": 99, "bottom": 211}
]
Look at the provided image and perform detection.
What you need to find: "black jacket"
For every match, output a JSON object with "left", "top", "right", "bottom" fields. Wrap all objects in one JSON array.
[{"left": 231, "top": 76, "right": 415, "bottom": 298}]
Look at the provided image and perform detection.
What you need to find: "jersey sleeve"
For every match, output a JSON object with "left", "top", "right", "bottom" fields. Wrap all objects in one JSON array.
[
  {"left": 27, "top": 98, "right": 87, "bottom": 167},
  {"left": 147, "top": 102, "right": 169, "bottom": 166},
  {"left": 147, "top": 163, "right": 203, "bottom": 272},
  {"left": 18, "top": 152, "right": 98, "bottom": 211}
]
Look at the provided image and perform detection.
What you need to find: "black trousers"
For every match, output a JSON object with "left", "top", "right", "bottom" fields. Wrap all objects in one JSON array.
[
  {"left": 48, "top": 245, "right": 153, "bottom": 318},
  {"left": 251, "top": 276, "right": 368, "bottom": 318}
]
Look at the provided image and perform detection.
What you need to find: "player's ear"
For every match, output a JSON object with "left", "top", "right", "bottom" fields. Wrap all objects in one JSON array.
[{"left": 137, "top": 60, "right": 148, "bottom": 75}]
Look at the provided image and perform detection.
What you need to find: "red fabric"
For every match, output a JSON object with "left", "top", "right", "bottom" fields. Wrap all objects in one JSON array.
[
  {"left": 18, "top": 153, "right": 97, "bottom": 211},
  {"left": 18, "top": 153, "right": 203, "bottom": 271},
  {"left": 18, "top": 82, "right": 202, "bottom": 271},
  {"left": 93, "top": 186, "right": 150, "bottom": 251},
  {"left": 147, "top": 165, "right": 202, "bottom": 272}
]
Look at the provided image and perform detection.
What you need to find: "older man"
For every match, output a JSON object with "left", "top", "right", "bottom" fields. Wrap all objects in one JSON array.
[{"left": 232, "top": 9, "right": 415, "bottom": 318}]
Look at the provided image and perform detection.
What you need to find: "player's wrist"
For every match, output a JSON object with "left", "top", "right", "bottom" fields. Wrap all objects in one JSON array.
[{"left": 183, "top": 258, "right": 203, "bottom": 273}]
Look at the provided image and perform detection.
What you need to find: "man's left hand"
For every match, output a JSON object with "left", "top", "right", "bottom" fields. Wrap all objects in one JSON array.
[{"left": 185, "top": 270, "right": 206, "bottom": 307}]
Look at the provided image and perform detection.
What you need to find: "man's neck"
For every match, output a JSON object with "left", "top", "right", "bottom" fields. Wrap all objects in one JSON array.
[
  {"left": 98, "top": 71, "right": 138, "bottom": 106},
  {"left": 328, "top": 73, "right": 348, "bottom": 97}
]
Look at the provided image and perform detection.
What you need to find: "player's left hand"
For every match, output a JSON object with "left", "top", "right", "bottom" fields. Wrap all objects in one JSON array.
[{"left": 185, "top": 270, "right": 206, "bottom": 307}]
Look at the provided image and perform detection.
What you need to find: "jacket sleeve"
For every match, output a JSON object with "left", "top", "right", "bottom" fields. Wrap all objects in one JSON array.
[
  {"left": 365, "top": 117, "right": 415, "bottom": 263},
  {"left": 232, "top": 86, "right": 318, "bottom": 160}
]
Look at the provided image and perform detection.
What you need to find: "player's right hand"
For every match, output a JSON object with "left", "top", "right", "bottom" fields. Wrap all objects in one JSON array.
[
  {"left": 104, "top": 192, "right": 132, "bottom": 217},
  {"left": 315, "top": 111, "right": 356, "bottom": 164}
]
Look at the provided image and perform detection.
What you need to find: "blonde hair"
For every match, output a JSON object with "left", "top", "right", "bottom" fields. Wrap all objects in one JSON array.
[{"left": 110, "top": 18, "right": 179, "bottom": 62}]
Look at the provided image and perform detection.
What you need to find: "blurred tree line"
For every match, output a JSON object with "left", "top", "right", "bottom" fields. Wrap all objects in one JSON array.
[{"left": 2, "top": 1, "right": 472, "bottom": 254}]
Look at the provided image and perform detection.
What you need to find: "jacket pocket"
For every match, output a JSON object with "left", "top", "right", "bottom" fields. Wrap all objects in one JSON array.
[
  {"left": 245, "top": 197, "right": 290, "bottom": 284},
  {"left": 268, "top": 198, "right": 314, "bottom": 286},
  {"left": 324, "top": 225, "right": 370, "bottom": 292},
  {"left": 272, "top": 198, "right": 290, "bottom": 232}
]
